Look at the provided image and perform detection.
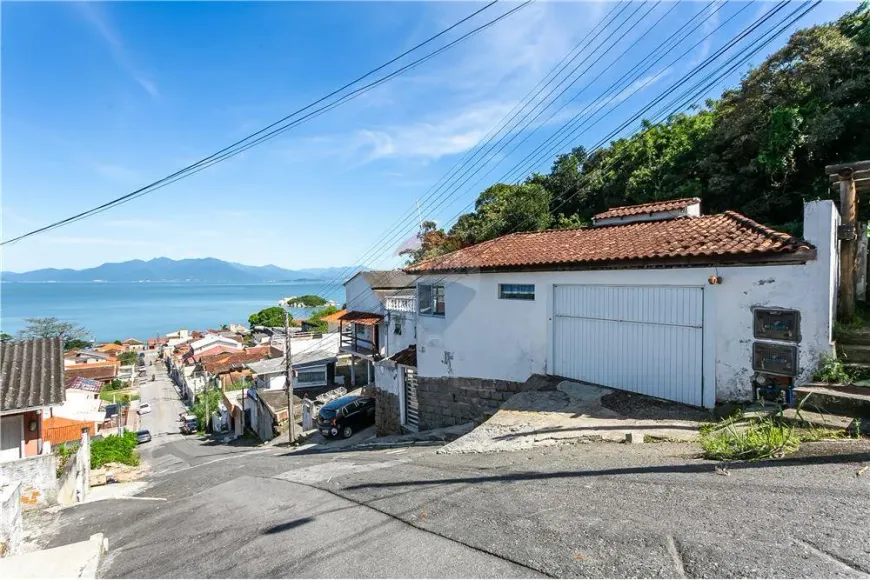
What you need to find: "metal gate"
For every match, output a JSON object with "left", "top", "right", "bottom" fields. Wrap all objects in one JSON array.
[
  {"left": 403, "top": 367, "right": 420, "bottom": 430},
  {"left": 553, "top": 285, "right": 704, "bottom": 406}
]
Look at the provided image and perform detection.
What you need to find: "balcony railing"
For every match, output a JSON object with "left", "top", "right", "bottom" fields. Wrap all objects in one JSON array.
[
  {"left": 386, "top": 295, "right": 416, "bottom": 313},
  {"left": 340, "top": 327, "right": 378, "bottom": 357}
]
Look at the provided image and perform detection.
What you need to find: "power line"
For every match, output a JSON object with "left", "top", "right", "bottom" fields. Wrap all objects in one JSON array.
[
  {"left": 1, "top": 0, "right": 518, "bottom": 246},
  {"left": 287, "top": 0, "right": 818, "bottom": 366}
]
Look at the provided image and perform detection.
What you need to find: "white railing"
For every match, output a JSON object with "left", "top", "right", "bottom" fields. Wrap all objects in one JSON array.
[{"left": 386, "top": 296, "right": 416, "bottom": 313}]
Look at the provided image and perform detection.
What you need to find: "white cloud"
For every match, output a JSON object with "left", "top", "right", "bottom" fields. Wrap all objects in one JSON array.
[{"left": 76, "top": 3, "right": 160, "bottom": 99}]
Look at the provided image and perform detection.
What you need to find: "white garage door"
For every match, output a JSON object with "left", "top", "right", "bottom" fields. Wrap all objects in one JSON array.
[{"left": 553, "top": 285, "right": 704, "bottom": 406}]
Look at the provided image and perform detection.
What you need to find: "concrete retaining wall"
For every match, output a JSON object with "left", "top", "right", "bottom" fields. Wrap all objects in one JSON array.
[
  {"left": 0, "top": 481, "right": 22, "bottom": 557},
  {"left": 417, "top": 376, "right": 523, "bottom": 430},
  {"left": 56, "top": 434, "right": 90, "bottom": 507},
  {"left": 0, "top": 454, "right": 57, "bottom": 509}
]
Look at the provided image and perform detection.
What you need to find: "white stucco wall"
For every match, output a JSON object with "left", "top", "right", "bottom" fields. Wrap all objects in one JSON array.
[
  {"left": 416, "top": 201, "right": 838, "bottom": 406},
  {"left": 344, "top": 274, "right": 385, "bottom": 315},
  {"left": 374, "top": 361, "right": 402, "bottom": 396},
  {"left": 383, "top": 311, "right": 417, "bottom": 356}
]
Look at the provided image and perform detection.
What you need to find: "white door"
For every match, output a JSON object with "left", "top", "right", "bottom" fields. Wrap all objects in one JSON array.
[
  {"left": 553, "top": 285, "right": 704, "bottom": 406},
  {"left": 0, "top": 414, "right": 24, "bottom": 461}
]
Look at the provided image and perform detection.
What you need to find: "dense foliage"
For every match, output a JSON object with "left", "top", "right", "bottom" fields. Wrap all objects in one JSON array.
[
  {"left": 91, "top": 431, "right": 140, "bottom": 469},
  {"left": 248, "top": 306, "right": 290, "bottom": 328},
  {"left": 306, "top": 304, "right": 340, "bottom": 333},
  {"left": 405, "top": 5, "right": 870, "bottom": 262},
  {"left": 292, "top": 295, "right": 328, "bottom": 307},
  {"left": 192, "top": 389, "right": 224, "bottom": 432},
  {"left": 118, "top": 351, "right": 139, "bottom": 366}
]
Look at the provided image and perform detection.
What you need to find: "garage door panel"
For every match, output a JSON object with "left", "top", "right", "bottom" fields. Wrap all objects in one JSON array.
[
  {"left": 553, "top": 285, "right": 704, "bottom": 406},
  {"left": 554, "top": 285, "right": 703, "bottom": 327}
]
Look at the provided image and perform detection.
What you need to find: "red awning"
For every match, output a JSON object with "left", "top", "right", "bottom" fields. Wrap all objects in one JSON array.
[{"left": 338, "top": 311, "right": 384, "bottom": 326}]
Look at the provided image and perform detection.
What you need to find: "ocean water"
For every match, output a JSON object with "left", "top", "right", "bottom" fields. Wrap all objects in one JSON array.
[{"left": 0, "top": 282, "right": 345, "bottom": 342}]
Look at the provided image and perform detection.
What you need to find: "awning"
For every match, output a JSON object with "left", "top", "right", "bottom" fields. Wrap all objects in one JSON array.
[{"left": 338, "top": 311, "right": 384, "bottom": 326}]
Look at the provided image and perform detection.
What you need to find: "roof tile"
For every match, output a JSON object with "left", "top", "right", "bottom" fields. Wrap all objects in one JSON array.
[
  {"left": 406, "top": 212, "right": 813, "bottom": 273},
  {"left": 1, "top": 338, "right": 65, "bottom": 412},
  {"left": 593, "top": 197, "right": 700, "bottom": 220}
]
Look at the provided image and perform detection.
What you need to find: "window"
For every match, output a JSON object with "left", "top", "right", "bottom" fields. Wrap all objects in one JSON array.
[
  {"left": 499, "top": 284, "right": 535, "bottom": 301},
  {"left": 296, "top": 369, "right": 326, "bottom": 385},
  {"left": 418, "top": 284, "right": 445, "bottom": 317},
  {"left": 394, "top": 313, "right": 404, "bottom": 335}
]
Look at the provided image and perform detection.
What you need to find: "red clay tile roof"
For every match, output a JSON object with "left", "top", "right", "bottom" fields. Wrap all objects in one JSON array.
[
  {"left": 389, "top": 346, "right": 417, "bottom": 367},
  {"left": 593, "top": 197, "right": 701, "bottom": 221},
  {"left": 406, "top": 212, "right": 813, "bottom": 273},
  {"left": 63, "top": 362, "right": 119, "bottom": 382},
  {"left": 338, "top": 311, "right": 383, "bottom": 325},
  {"left": 321, "top": 309, "right": 347, "bottom": 323},
  {"left": 201, "top": 347, "right": 271, "bottom": 375}
]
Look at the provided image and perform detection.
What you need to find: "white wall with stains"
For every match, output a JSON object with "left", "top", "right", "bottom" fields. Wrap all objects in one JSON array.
[{"left": 416, "top": 201, "right": 839, "bottom": 406}]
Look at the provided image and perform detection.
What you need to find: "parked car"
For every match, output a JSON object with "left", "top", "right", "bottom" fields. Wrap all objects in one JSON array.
[
  {"left": 180, "top": 416, "right": 198, "bottom": 434},
  {"left": 137, "top": 403, "right": 152, "bottom": 415},
  {"left": 135, "top": 429, "right": 152, "bottom": 444},
  {"left": 316, "top": 395, "right": 375, "bottom": 438}
]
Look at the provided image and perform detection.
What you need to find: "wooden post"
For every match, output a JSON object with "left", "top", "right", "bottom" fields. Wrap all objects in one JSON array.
[
  {"left": 840, "top": 168, "right": 858, "bottom": 321},
  {"left": 826, "top": 161, "right": 869, "bottom": 322}
]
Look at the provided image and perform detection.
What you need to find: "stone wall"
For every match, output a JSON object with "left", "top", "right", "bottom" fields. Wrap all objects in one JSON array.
[
  {"left": 416, "top": 377, "right": 523, "bottom": 430},
  {"left": 0, "top": 454, "right": 57, "bottom": 509},
  {"left": 0, "top": 481, "right": 22, "bottom": 557},
  {"left": 374, "top": 388, "right": 401, "bottom": 436}
]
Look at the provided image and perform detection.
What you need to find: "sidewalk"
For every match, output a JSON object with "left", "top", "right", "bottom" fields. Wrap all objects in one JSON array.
[{"left": 0, "top": 533, "right": 107, "bottom": 578}]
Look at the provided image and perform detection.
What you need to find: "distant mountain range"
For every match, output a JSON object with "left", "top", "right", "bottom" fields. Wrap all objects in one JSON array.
[{"left": 1, "top": 258, "right": 361, "bottom": 283}]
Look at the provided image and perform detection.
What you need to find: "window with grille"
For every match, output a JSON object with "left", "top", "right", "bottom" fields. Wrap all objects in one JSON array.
[
  {"left": 296, "top": 370, "right": 326, "bottom": 384},
  {"left": 394, "top": 314, "right": 404, "bottom": 335},
  {"left": 499, "top": 284, "right": 535, "bottom": 300}
]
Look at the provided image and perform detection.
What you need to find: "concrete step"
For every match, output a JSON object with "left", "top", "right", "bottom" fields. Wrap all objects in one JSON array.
[
  {"left": 794, "top": 383, "right": 870, "bottom": 419},
  {"left": 834, "top": 327, "right": 870, "bottom": 346},
  {"left": 781, "top": 408, "right": 869, "bottom": 434},
  {"left": 837, "top": 344, "right": 870, "bottom": 364}
]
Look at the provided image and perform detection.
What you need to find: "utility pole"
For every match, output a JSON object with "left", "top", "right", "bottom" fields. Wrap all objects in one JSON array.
[
  {"left": 284, "top": 309, "right": 296, "bottom": 445},
  {"left": 827, "top": 160, "right": 870, "bottom": 321}
]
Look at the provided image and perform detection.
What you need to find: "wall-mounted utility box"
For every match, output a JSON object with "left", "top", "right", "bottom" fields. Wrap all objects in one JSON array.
[
  {"left": 752, "top": 341, "right": 798, "bottom": 376},
  {"left": 753, "top": 308, "right": 801, "bottom": 342}
]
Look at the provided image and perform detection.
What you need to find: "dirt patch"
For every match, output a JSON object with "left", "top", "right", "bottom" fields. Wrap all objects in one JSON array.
[{"left": 601, "top": 390, "right": 713, "bottom": 422}]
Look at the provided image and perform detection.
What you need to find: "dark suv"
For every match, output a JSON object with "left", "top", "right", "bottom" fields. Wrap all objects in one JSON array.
[{"left": 317, "top": 395, "right": 375, "bottom": 438}]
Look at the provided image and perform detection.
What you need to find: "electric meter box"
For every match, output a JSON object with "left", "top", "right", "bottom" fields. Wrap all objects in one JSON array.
[
  {"left": 753, "top": 308, "right": 801, "bottom": 342},
  {"left": 752, "top": 341, "right": 798, "bottom": 376}
]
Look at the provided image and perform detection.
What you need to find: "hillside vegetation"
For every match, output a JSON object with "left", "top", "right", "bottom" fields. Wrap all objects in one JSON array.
[{"left": 404, "top": 4, "right": 870, "bottom": 264}]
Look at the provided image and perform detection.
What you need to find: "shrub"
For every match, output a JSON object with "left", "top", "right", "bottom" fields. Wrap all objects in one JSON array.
[
  {"left": 812, "top": 355, "right": 853, "bottom": 384},
  {"left": 91, "top": 431, "right": 140, "bottom": 469}
]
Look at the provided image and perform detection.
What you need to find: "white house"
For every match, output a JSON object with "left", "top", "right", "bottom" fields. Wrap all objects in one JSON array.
[
  {"left": 339, "top": 270, "right": 417, "bottom": 385},
  {"left": 246, "top": 333, "right": 340, "bottom": 392},
  {"left": 401, "top": 199, "right": 839, "bottom": 429},
  {"left": 189, "top": 334, "right": 242, "bottom": 354}
]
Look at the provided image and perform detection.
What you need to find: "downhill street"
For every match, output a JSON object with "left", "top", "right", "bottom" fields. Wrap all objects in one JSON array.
[{"left": 38, "top": 418, "right": 870, "bottom": 578}]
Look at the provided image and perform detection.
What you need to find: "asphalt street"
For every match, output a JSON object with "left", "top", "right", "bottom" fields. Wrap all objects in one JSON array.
[{"left": 42, "top": 403, "right": 870, "bottom": 578}]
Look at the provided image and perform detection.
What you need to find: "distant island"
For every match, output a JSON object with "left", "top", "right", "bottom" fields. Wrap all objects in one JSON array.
[
  {"left": 1, "top": 258, "right": 361, "bottom": 283},
  {"left": 279, "top": 294, "right": 334, "bottom": 307}
]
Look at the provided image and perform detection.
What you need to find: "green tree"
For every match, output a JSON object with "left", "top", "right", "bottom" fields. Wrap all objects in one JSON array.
[
  {"left": 113, "top": 340, "right": 123, "bottom": 345},
  {"left": 0, "top": 333, "right": 13, "bottom": 343},
  {"left": 17, "top": 317, "right": 90, "bottom": 348},
  {"left": 307, "top": 305, "right": 340, "bottom": 333},
  {"left": 248, "top": 306, "right": 289, "bottom": 328},
  {"left": 118, "top": 351, "right": 139, "bottom": 366}
]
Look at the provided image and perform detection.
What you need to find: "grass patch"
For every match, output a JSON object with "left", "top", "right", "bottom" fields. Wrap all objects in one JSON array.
[
  {"left": 100, "top": 389, "right": 140, "bottom": 403},
  {"left": 700, "top": 416, "right": 800, "bottom": 461},
  {"left": 91, "top": 431, "right": 140, "bottom": 469}
]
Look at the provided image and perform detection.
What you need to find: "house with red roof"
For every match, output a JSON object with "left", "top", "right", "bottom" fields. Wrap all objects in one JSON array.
[{"left": 397, "top": 199, "right": 840, "bottom": 430}]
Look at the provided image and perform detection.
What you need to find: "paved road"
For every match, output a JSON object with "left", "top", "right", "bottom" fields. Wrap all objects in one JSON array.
[
  {"left": 136, "top": 352, "right": 188, "bottom": 452},
  {"left": 44, "top": 430, "right": 870, "bottom": 578}
]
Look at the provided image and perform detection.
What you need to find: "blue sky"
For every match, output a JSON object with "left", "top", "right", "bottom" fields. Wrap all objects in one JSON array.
[{"left": 1, "top": 1, "right": 857, "bottom": 272}]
